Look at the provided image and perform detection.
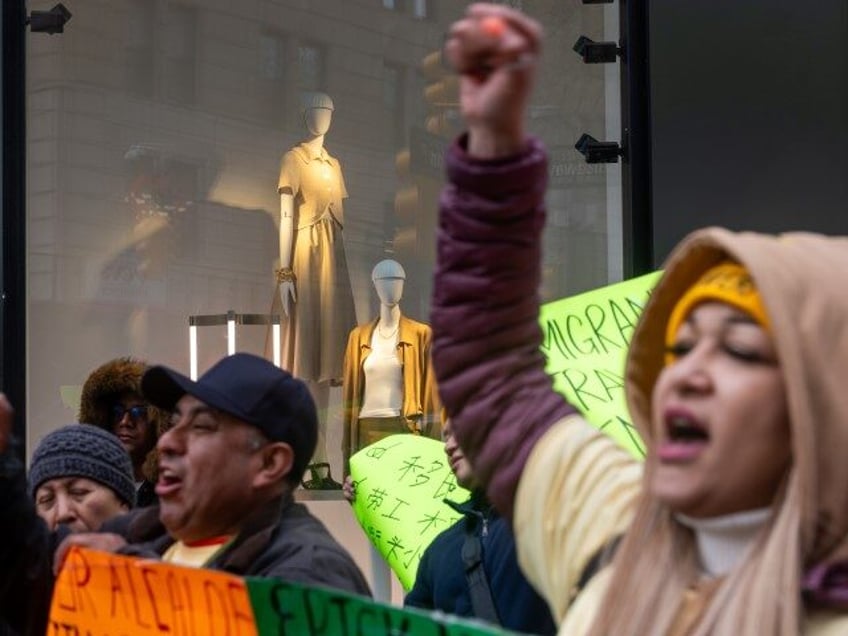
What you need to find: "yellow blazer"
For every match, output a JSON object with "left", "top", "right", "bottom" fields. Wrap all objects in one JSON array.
[{"left": 342, "top": 315, "right": 442, "bottom": 472}]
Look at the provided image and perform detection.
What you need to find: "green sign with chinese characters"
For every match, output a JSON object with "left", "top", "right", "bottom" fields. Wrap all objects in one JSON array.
[{"left": 349, "top": 434, "right": 470, "bottom": 590}]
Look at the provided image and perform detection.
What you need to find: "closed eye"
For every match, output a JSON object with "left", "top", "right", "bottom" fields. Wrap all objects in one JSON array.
[
  {"left": 191, "top": 419, "right": 219, "bottom": 433},
  {"left": 665, "top": 341, "right": 693, "bottom": 360},
  {"left": 36, "top": 496, "right": 55, "bottom": 509},
  {"left": 722, "top": 344, "right": 775, "bottom": 365}
]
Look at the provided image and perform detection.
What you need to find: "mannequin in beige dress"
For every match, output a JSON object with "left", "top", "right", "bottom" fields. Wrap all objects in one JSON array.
[{"left": 275, "top": 92, "right": 356, "bottom": 483}]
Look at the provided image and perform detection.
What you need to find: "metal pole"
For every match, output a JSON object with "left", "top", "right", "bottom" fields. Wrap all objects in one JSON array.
[
  {"left": 619, "top": 0, "right": 654, "bottom": 276},
  {"left": 1, "top": 0, "right": 28, "bottom": 459}
]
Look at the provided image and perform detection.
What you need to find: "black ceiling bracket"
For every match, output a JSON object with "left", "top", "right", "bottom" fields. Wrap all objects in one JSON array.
[
  {"left": 27, "top": 3, "right": 71, "bottom": 34},
  {"left": 575, "top": 134, "right": 623, "bottom": 164},
  {"left": 572, "top": 35, "right": 620, "bottom": 64}
]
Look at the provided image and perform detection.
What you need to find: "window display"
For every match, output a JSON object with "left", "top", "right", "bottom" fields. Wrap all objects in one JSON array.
[{"left": 25, "top": 0, "right": 620, "bottom": 487}]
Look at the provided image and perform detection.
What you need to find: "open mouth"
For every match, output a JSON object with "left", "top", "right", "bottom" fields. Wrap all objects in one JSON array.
[
  {"left": 658, "top": 412, "right": 709, "bottom": 462},
  {"left": 667, "top": 415, "right": 709, "bottom": 443},
  {"left": 156, "top": 467, "right": 183, "bottom": 497}
]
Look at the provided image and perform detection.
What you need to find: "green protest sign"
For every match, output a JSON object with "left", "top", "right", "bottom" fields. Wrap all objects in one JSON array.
[
  {"left": 247, "top": 577, "right": 518, "bottom": 635},
  {"left": 348, "top": 434, "right": 470, "bottom": 590},
  {"left": 539, "top": 271, "right": 662, "bottom": 458}
]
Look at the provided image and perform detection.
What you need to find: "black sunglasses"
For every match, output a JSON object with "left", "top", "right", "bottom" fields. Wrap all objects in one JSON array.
[{"left": 111, "top": 404, "right": 149, "bottom": 424}]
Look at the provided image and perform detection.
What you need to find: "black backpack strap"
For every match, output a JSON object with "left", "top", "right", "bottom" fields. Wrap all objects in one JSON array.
[{"left": 461, "top": 528, "right": 501, "bottom": 625}]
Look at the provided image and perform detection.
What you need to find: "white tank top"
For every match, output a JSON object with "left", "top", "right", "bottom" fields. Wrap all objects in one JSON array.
[{"left": 359, "top": 326, "right": 403, "bottom": 418}]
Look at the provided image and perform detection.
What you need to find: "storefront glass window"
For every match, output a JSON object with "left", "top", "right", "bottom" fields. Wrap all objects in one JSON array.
[{"left": 26, "top": 0, "right": 621, "bottom": 481}]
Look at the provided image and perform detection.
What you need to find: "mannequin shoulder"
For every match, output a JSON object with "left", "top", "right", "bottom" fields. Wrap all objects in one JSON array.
[
  {"left": 399, "top": 315, "right": 432, "bottom": 337},
  {"left": 322, "top": 148, "right": 342, "bottom": 167},
  {"left": 282, "top": 145, "right": 310, "bottom": 164},
  {"left": 349, "top": 320, "right": 377, "bottom": 344}
]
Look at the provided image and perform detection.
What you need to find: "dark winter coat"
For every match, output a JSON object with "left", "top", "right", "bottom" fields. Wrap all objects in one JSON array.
[
  {"left": 115, "top": 498, "right": 372, "bottom": 595},
  {"left": 405, "top": 492, "right": 556, "bottom": 635}
]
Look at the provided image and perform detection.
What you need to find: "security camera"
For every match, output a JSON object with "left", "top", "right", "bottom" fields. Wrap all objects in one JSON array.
[
  {"left": 572, "top": 35, "right": 619, "bottom": 64},
  {"left": 575, "top": 134, "right": 622, "bottom": 164},
  {"left": 28, "top": 3, "right": 72, "bottom": 35}
]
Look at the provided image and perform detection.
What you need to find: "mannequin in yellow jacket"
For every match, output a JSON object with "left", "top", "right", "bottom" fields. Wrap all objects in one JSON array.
[{"left": 341, "top": 259, "right": 441, "bottom": 473}]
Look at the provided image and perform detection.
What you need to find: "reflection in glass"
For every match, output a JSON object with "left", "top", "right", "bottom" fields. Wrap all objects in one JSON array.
[
  {"left": 259, "top": 32, "right": 287, "bottom": 123},
  {"left": 25, "top": 0, "right": 620, "bottom": 485},
  {"left": 163, "top": 4, "right": 196, "bottom": 105},
  {"left": 297, "top": 42, "right": 325, "bottom": 92},
  {"left": 125, "top": 0, "right": 154, "bottom": 97}
]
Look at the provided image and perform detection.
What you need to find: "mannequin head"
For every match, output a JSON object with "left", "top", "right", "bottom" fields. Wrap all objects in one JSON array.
[
  {"left": 302, "top": 92, "right": 334, "bottom": 137},
  {"left": 371, "top": 259, "right": 406, "bottom": 307}
]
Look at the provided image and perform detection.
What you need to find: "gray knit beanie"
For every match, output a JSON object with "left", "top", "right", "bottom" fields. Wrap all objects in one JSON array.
[{"left": 28, "top": 424, "right": 137, "bottom": 507}]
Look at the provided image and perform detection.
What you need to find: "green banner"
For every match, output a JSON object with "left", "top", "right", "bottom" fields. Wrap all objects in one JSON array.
[
  {"left": 539, "top": 271, "right": 662, "bottom": 457},
  {"left": 348, "top": 434, "right": 470, "bottom": 590},
  {"left": 247, "top": 577, "right": 517, "bottom": 635}
]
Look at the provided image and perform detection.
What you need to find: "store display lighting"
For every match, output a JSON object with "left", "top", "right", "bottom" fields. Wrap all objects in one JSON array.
[
  {"left": 227, "top": 311, "right": 236, "bottom": 356},
  {"left": 188, "top": 312, "right": 282, "bottom": 379},
  {"left": 189, "top": 323, "right": 199, "bottom": 380}
]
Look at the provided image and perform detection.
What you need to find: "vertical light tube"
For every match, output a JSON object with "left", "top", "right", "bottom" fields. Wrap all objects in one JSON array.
[
  {"left": 189, "top": 323, "right": 198, "bottom": 381},
  {"left": 272, "top": 316, "right": 281, "bottom": 367},
  {"left": 227, "top": 310, "right": 236, "bottom": 356}
]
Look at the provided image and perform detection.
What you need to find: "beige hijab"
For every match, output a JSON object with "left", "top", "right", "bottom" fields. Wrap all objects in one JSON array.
[{"left": 625, "top": 227, "right": 848, "bottom": 570}]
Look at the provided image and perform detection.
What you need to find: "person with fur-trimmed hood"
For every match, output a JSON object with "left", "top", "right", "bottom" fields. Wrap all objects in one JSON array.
[{"left": 78, "top": 357, "right": 167, "bottom": 507}]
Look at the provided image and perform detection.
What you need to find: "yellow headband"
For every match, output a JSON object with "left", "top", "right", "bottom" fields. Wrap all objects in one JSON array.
[{"left": 665, "top": 261, "right": 770, "bottom": 350}]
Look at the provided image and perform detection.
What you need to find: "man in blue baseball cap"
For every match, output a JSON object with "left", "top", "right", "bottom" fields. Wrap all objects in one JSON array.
[
  {"left": 117, "top": 353, "right": 370, "bottom": 588},
  {"left": 140, "top": 352, "right": 320, "bottom": 550}
]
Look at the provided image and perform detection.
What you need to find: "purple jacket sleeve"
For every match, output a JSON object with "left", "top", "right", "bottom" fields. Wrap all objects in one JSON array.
[{"left": 430, "top": 135, "right": 577, "bottom": 522}]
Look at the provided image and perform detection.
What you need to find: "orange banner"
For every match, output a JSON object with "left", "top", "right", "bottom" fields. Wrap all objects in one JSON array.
[{"left": 48, "top": 547, "right": 258, "bottom": 636}]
